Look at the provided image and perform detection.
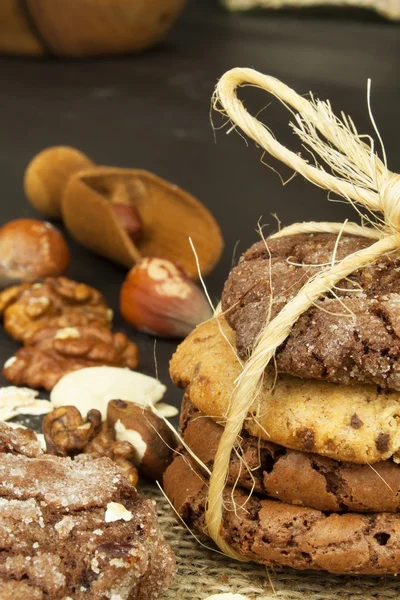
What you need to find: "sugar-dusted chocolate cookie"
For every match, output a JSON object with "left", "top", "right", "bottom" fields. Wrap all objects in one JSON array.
[
  {"left": 0, "top": 422, "right": 174, "bottom": 599},
  {"left": 181, "top": 396, "right": 400, "bottom": 513},
  {"left": 164, "top": 454, "right": 400, "bottom": 575},
  {"left": 3, "top": 325, "right": 139, "bottom": 391},
  {"left": 0, "top": 420, "right": 43, "bottom": 457},
  {"left": 170, "top": 317, "right": 400, "bottom": 464},
  {"left": 0, "top": 277, "right": 112, "bottom": 342},
  {"left": 222, "top": 233, "right": 400, "bottom": 390}
]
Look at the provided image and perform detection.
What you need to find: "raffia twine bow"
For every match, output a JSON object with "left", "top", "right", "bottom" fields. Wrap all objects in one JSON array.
[{"left": 205, "top": 67, "right": 400, "bottom": 559}]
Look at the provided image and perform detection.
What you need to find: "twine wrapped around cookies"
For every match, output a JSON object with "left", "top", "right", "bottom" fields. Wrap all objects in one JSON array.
[{"left": 205, "top": 67, "right": 400, "bottom": 558}]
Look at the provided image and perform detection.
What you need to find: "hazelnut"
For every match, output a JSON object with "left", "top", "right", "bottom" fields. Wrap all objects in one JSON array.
[
  {"left": 111, "top": 203, "right": 142, "bottom": 242},
  {"left": 24, "top": 146, "right": 94, "bottom": 218},
  {"left": 0, "top": 219, "right": 70, "bottom": 284},
  {"left": 107, "top": 399, "right": 177, "bottom": 481},
  {"left": 120, "top": 257, "right": 213, "bottom": 338}
]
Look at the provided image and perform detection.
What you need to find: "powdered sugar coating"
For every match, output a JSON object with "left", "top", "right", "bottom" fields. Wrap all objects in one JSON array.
[
  {"left": 222, "top": 233, "right": 400, "bottom": 390},
  {"left": 0, "top": 422, "right": 175, "bottom": 599}
]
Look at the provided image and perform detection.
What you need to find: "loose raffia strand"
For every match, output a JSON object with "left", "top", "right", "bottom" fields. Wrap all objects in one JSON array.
[
  {"left": 269, "top": 221, "right": 382, "bottom": 240},
  {"left": 205, "top": 67, "right": 400, "bottom": 560}
]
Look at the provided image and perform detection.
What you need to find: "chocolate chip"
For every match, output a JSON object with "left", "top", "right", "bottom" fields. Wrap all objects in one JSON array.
[
  {"left": 374, "top": 532, "right": 391, "bottom": 546},
  {"left": 350, "top": 413, "right": 364, "bottom": 429},
  {"left": 375, "top": 432, "right": 390, "bottom": 452},
  {"left": 296, "top": 428, "right": 315, "bottom": 451},
  {"left": 97, "top": 542, "right": 134, "bottom": 557}
]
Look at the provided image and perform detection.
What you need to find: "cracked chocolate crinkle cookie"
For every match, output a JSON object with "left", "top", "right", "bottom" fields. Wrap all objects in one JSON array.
[
  {"left": 0, "top": 421, "right": 175, "bottom": 599},
  {"left": 164, "top": 454, "right": 400, "bottom": 575},
  {"left": 222, "top": 233, "right": 400, "bottom": 390},
  {"left": 0, "top": 277, "right": 112, "bottom": 343},
  {"left": 3, "top": 325, "right": 139, "bottom": 391}
]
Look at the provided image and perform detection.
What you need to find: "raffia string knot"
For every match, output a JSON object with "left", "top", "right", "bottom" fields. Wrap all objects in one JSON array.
[{"left": 203, "top": 67, "right": 400, "bottom": 560}]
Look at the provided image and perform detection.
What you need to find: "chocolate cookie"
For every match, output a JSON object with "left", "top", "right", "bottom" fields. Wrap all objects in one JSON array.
[
  {"left": 170, "top": 317, "right": 400, "bottom": 464},
  {"left": 0, "top": 420, "right": 43, "bottom": 457},
  {"left": 3, "top": 325, "right": 139, "bottom": 391},
  {"left": 181, "top": 396, "right": 400, "bottom": 513},
  {"left": 222, "top": 233, "right": 400, "bottom": 390},
  {"left": 1, "top": 277, "right": 112, "bottom": 342},
  {"left": 164, "top": 454, "right": 400, "bottom": 575},
  {"left": 0, "top": 422, "right": 175, "bottom": 599}
]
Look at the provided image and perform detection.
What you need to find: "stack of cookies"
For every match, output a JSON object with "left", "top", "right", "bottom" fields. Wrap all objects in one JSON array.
[{"left": 165, "top": 232, "right": 400, "bottom": 574}]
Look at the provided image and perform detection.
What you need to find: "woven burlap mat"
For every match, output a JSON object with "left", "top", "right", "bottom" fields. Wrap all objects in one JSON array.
[{"left": 141, "top": 486, "right": 400, "bottom": 600}]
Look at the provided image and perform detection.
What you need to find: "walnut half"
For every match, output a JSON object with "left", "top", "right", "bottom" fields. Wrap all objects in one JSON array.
[
  {"left": 43, "top": 406, "right": 102, "bottom": 456},
  {"left": 3, "top": 325, "right": 139, "bottom": 391},
  {"left": 85, "top": 425, "right": 139, "bottom": 487},
  {"left": 43, "top": 407, "right": 139, "bottom": 486}
]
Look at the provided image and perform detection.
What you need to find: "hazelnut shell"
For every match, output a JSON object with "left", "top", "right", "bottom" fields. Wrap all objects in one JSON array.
[
  {"left": 61, "top": 167, "right": 223, "bottom": 279},
  {"left": 107, "top": 399, "right": 177, "bottom": 481},
  {"left": 24, "top": 146, "right": 94, "bottom": 218}
]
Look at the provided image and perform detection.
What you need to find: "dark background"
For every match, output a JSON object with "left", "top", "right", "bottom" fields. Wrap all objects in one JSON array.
[{"left": 1, "top": 0, "right": 399, "bottom": 414}]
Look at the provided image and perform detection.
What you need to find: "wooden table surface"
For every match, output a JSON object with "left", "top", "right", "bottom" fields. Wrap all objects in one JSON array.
[{"left": 0, "top": 0, "right": 399, "bottom": 417}]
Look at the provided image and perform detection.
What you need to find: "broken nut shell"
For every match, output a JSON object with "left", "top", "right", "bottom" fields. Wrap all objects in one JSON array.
[
  {"left": 107, "top": 399, "right": 177, "bottom": 481},
  {"left": 61, "top": 166, "right": 223, "bottom": 279}
]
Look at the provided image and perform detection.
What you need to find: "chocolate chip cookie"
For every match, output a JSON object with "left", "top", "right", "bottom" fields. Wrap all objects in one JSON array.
[
  {"left": 170, "top": 316, "right": 400, "bottom": 464},
  {"left": 181, "top": 395, "right": 400, "bottom": 513}
]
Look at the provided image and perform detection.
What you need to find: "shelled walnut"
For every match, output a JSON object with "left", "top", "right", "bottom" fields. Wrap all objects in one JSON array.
[
  {"left": 3, "top": 325, "right": 139, "bottom": 391},
  {"left": 85, "top": 425, "right": 139, "bottom": 486},
  {"left": 43, "top": 407, "right": 139, "bottom": 486},
  {"left": 0, "top": 276, "right": 112, "bottom": 343},
  {"left": 43, "top": 406, "right": 102, "bottom": 456}
]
